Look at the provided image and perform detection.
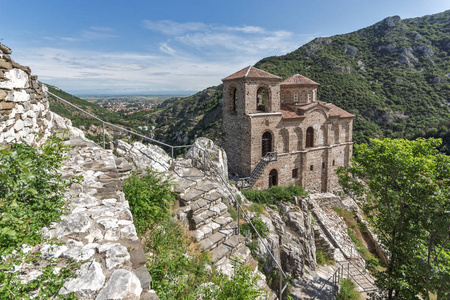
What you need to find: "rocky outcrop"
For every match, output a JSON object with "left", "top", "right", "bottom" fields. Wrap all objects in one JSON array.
[
  {"left": 113, "top": 139, "right": 171, "bottom": 172},
  {"left": 185, "top": 137, "right": 228, "bottom": 180}
]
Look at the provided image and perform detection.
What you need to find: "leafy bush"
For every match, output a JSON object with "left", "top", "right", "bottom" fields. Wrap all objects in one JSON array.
[
  {"left": 242, "top": 185, "right": 308, "bottom": 205},
  {"left": 0, "top": 137, "right": 78, "bottom": 298},
  {"left": 336, "top": 279, "right": 361, "bottom": 300},
  {"left": 123, "top": 169, "right": 175, "bottom": 234},
  {"left": 241, "top": 214, "right": 269, "bottom": 239},
  {"left": 0, "top": 137, "right": 73, "bottom": 248},
  {"left": 250, "top": 203, "right": 265, "bottom": 213}
]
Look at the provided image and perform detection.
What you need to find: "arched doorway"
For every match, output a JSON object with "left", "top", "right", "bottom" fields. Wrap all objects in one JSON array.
[
  {"left": 306, "top": 127, "right": 314, "bottom": 148},
  {"left": 269, "top": 169, "right": 278, "bottom": 187},
  {"left": 262, "top": 131, "right": 273, "bottom": 157}
]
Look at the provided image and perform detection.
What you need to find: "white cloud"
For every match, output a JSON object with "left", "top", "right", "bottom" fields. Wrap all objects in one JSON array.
[
  {"left": 159, "top": 42, "right": 176, "bottom": 54},
  {"left": 13, "top": 21, "right": 316, "bottom": 94},
  {"left": 142, "top": 20, "right": 208, "bottom": 35}
]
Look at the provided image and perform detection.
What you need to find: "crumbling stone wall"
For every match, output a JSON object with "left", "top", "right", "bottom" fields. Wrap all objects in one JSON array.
[{"left": 0, "top": 43, "right": 53, "bottom": 145}]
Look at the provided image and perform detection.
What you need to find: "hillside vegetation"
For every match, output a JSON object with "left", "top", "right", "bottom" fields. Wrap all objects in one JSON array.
[{"left": 144, "top": 10, "right": 450, "bottom": 152}]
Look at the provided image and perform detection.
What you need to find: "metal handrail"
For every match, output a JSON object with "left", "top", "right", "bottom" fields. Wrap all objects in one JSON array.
[
  {"left": 237, "top": 151, "right": 277, "bottom": 189},
  {"left": 48, "top": 89, "right": 289, "bottom": 299}
]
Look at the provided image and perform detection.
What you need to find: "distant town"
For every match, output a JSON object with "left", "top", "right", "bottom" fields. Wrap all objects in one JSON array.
[{"left": 83, "top": 95, "right": 172, "bottom": 115}]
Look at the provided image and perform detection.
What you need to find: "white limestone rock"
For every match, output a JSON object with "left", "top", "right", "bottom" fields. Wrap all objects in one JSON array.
[
  {"left": 185, "top": 137, "right": 228, "bottom": 180},
  {"left": 95, "top": 269, "right": 142, "bottom": 300},
  {"left": 56, "top": 213, "right": 90, "bottom": 238},
  {"left": 120, "top": 224, "right": 139, "bottom": 241},
  {"left": 59, "top": 261, "right": 105, "bottom": 297},
  {"left": 115, "top": 140, "right": 171, "bottom": 172},
  {"left": 105, "top": 245, "right": 130, "bottom": 270},
  {"left": 0, "top": 69, "right": 29, "bottom": 90}
]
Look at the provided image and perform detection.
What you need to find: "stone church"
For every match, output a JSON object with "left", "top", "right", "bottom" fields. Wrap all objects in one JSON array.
[{"left": 222, "top": 66, "right": 354, "bottom": 192}]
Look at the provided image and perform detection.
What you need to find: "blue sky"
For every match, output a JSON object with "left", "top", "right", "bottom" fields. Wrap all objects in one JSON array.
[{"left": 2, "top": 0, "right": 449, "bottom": 96}]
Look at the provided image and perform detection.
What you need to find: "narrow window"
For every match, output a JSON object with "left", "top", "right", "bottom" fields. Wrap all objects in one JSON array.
[
  {"left": 322, "top": 162, "right": 325, "bottom": 169},
  {"left": 306, "top": 127, "right": 314, "bottom": 148},
  {"left": 294, "top": 91, "right": 299, "bottom": 102},
  {"left": 230, "top": 87, "right": 237, "bottom": 113},
  {"left": 308, "top": 91, "right": 313, "bottom": 101},
  {"left": 332, "top": 160, "right": 335, "bottom": 166},
  {"left": 292, "top": 168, "right": 298, "bottom": 178},
  {"left": 310, "top": 165, "right": 314, "bottom": 171}
]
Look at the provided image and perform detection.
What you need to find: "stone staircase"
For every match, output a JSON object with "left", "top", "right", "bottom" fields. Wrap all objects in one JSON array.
[{"left": 172, "top": 168, "right": 250, "bottom": 265}]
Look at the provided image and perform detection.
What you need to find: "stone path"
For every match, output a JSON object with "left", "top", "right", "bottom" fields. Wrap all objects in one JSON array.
[{"left": 18, "top": 136, "right": 157, "bottom": 299}]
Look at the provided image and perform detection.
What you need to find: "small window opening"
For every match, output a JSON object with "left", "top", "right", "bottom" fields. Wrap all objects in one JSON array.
[
  {"left": 310, "top": 165, "right": 314, "bottom": 171},
  {"left": 292, "top": 168, "right": 298, "bottom": 178},
  {"left": 322, "top": 162, "right": 325, "bottom": 169},
  {"left": 332, "top": 160, "right": 336, "bottom": 166},
  {"left": 294, "top": 92, "right": 298, "bottom": 102}
]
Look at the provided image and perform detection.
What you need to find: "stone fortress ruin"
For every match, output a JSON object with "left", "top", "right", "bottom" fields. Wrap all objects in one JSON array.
[{"left": 222, "top": 66, "right": 355, "bottom": 192}]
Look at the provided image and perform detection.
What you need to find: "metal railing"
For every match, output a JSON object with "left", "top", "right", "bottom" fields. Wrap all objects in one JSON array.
[
  {"left": 48, "top": 90, "right": 290, "bottom": 299},
  {"left": 237, "top": 151, "right": 277, "bottom": 189}
]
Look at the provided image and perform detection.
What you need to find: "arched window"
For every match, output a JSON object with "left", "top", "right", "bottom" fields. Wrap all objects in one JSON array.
[
  {"left": 306, "top": 127, "right": 314, "bottom": 148},
  {"left": 262, "top": 131, "right": 273, "bottom": 157},
  {"left": 230, "top": 87, "right": 237, "bottom": 113},
  {"left": 269, "top": 169, "right": 278, "bottom": 187},
  {"left": 257, "top": 87, "right": 268, "bottom": 112},
  {"left": 294, "top": 91, "right": 299, "bottom": 102}
]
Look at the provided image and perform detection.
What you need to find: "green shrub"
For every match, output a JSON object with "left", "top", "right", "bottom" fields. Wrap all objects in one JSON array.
[
  {"left": 336, "top": 279, "right": 361, "bottom": 300},
  {"left": 0, "top": 137, "right": 74, "bottom": 249},
  {"left": 0, "top": 137, "right": 78, "bottom": 298},
  {"left": 123, "top": 169, "right": 175, "bottom": 234},
  {"left": 241, "top": 214, "right": 269, "bottom": 239},
  {"left": 243, "top": 185, "right": 307, "bottom": 205}
]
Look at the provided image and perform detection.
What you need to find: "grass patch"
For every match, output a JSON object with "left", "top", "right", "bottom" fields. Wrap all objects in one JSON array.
[
  {"left": 242, "top": 185, "right": 308, "bottom": 205},
  {"left": 333, "top": 207, "right": 377, "bottom": 262},
  {"left": 316, "top": 250, "right": 335, "bottom": 266},
  {"left": 336, "top": 279, "right": 362, "bottom": 300},
  {"left": 250, "top": 203, "right": 265, "bottom": 214}
]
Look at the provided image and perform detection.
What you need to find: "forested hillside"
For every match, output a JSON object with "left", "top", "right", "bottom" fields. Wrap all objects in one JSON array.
[{"left": 145, "top": 10, "right": 450, "bottom": 153}]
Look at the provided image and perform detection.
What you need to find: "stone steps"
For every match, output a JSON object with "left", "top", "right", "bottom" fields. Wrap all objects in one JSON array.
[
  {"left": 199, "top": 226, "right": 236, "bottom": 252},
  {"left": 189, "top": 191, "right": 224, "bottom": 217},
  {"left": 189, "top": 202, "right": 228, "bottom": 230},
  {"left": 210, "top": 235, "right": 246, "bottom": 263},
  {"left": 190, "top": 214, "right": 235, "bottom": 242},
  {"left": 179, "top": 180, "right": 217, "bottom": 205}
]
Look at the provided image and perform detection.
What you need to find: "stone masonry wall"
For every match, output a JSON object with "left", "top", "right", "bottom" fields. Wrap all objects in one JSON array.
[{"left": 0, "top": 43, "right": 53, "bottom": 145}]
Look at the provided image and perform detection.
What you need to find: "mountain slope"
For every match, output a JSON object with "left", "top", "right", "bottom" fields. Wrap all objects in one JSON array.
[{"left": 147, "top": 10, "right": 450, "bottom": 153}]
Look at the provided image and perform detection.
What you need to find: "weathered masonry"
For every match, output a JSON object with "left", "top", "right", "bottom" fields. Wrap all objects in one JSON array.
[{"left": 222, "top": 66, "right": 354, "bottom": 192}]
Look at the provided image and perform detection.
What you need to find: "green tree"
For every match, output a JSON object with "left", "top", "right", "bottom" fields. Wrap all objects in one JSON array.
[{"left": 338, "top": 138, "right": 450, "bottom": 299}]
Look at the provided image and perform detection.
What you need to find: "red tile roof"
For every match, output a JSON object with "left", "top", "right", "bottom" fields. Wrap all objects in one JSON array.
[
  {"left": 280, "top": 102, "right": 354, "bottom": 119},
  {"left": 328, "top": 103, "right": 355, "bottom": 118},
  {"left": 222, "top": 66, "right": 282, "bottom": 81},
  {"left": 280, "top": 104, "right": 305, "bottom": 119},
  {"left": 280, "top": 74, "right": 319, "bottom": 86}
]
